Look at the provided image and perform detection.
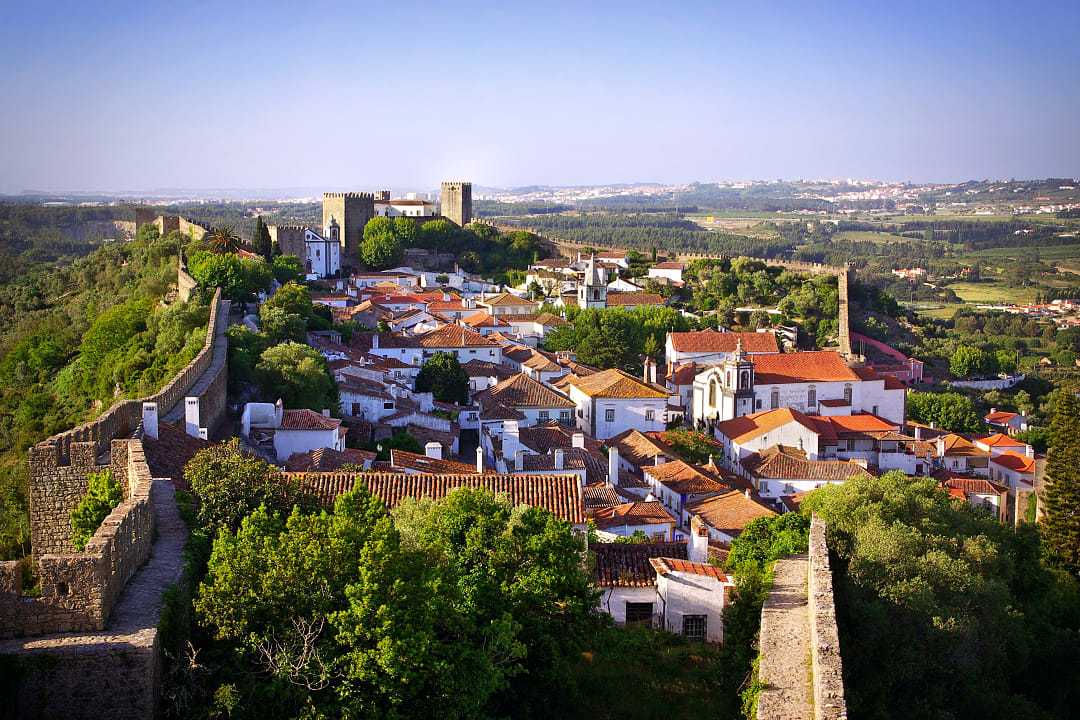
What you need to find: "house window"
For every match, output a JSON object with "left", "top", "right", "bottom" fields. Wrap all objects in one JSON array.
[
  {"left": 383, "top": 402, "right": 394, "bottom": 410},
  {"left": 625, "top": 602, "right": 654, "bottom": 626},
  {"left": 605, "top": 408, "right": 616, "bottom": 423},
  {"left": 645, "top": 409, "right": 655, "bottom": 421},
  {"left": 807, "top": 386, "right": 816, "bottom": 408},
  {"left": 682, "top": 614, "right": 707, "bottom": 641},
  {"left": 843, "top": 384, "right": 852, "bottom": 404},
  {"left": 539, "top": 410, "right": 549, "bottom": 421},
  {"left": 872, "top": 404, "right": 879, "bottom": 416},
  {"left": 770, "top": 387, "right": 779, "bottom": 409},
  {"left": 755, "top": 399, "right": 762, "bottom": 410},
  {"left": 560, "top": 410, "right": 571, "bottom": 423}
]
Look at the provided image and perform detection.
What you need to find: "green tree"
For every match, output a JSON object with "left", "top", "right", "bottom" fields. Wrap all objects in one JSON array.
[
  {"left": 414, "top": 352, "right": 469, "bottom": 405},
  {"left": 907, "top": 391, "right": 981, "bottom": 433},
  {"left": 271, "top": 254, "right": 304, "bottom": 285},
  {"left": 1042, "top": 392, "right": 1080, "bottom": 574},
  {"left": 252, "top": 216, "right": 272, "bottom": 260},
  {"left": 189, "top": 251, "right": 272, "bottom": 302},
  {"left": 263, "top": 281, "right": 314, "bottom": 322},
  {"left": 949, "top": 344, "right": 993, "bottom": 378},
  {"left": 392, "top": 216, "right": 417, "bottom": 245},
  {"left": 360, "top": 217, "right": 403, "bottom": 270},
  {"left": 206, "top": 225, "right": 242, "bottom": 254},
  {"left": 70, "top": 469, "right": 123, "bottom": 551},
  {"left": 255, "top": 342, "right": 338, "bottom": 411},
  {"left": 660, "top": 428, "right": 717, "bottom": 465},
  {"left": 994, "top": 349, "right": 1018, "bottom": 375},
  {"left": 186, "top": 439, "right": 314, "bottom": 535}
]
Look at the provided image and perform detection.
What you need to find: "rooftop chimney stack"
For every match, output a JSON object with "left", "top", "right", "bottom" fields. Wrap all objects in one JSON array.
[
  {"left": 425, "top": 442, "right": 443, "bottom": 460},
  {"left": 142, "top": 402, "right": 159, "bottom": 440},
  {"left": 554, "top": 449, "right": 565, "bottom": 470},
  {"left": 572, "top": 432, "right": 585, "bottom": 449},
  {"left": 476, "top": 446, "right": 484, "bottom": 473},
  {"left": 609, "top": 447, "right": 620, "bottom": 486},
  {"left": 515, "top": 449, "right": 526, "bottom": 471}
]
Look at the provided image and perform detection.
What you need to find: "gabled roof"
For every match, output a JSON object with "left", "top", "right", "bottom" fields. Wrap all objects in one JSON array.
[
  {"left": 522, "top": 350, "right": 563, "bottom": 374},
  {"left": 605, "top": 291, "right": 665, "bottom": 307},
  {"left": 606, "top": 429, "right": 674, "bottom": 467},
  {"left": 280, "top": 409, "right": 341, "bottom": 431},
  {"left": 977, "top": 433, "right": 1027, "bottom": 448},
  {"left": 591, "top": 501, "right": 676, "bottom": 529},
  {"left": 742, "top": 445, "right": 873, "bottom": 482},
  {"left": 389, "top": 449, "right": 482, "bottom": 475},
  {"left": 477, "top": 372, "right": 575, "bottom": 409},
  {"left": 582, "top": 483, "right": 621, "bottom": 509},
  {"left": 715, "top": 407, "right": 822, "bottom": 445},
  {"left": 592, "top": 541, "right": 688, "bottom": 587},
  {"left": 564, "top": 368, "right": 669, "bottom": 399},
  {"left": 461, "top": 359, "right": 514, "bottom": 379},
  {"left": 293, "top": 472, "right": 584, "bottom": 523},
  {"left": 685, "top": 490, "right": 776, "bottom": 537},
  {"left": 668, "top": 330, "right": 779, "bottom": 354},
  {"left": 646, "top": 460, "right": 731, "bottom": 496},
  {"left": 934, "top": 471, "right": 1008, "bottom": 496},
  {"left": 479, "top": 292, "right": 539, "bottom": 308},
  {"left": 984, "top": 410, "right": 1020, "bottom": 424},
  {"left": 814, "top": 412, "right": 898, "bottom": 438},
  {"left": 651, "top": 261, "right": 686, "bottom": 270},
  {"left": 990, "top": 451, "right": 1036, "bottom": 474},
  {"left": 285, "top": 447, "right": 376, "bottom": 472},
  {"left": 667, "top": 362, "right": 699, "bottom": 386},
  {"left": 462, "top": 311, "right": 508, "bottom": 328},
  {"left": 519, "top": 422, "right": 601, "bottom": 453},
  {"left": 751, "top": 351, "right": 860, "bottom": 384},
  {"left": 650, "top": 556, "right": 730, "bottom": 582},
  {"left": 417, "top": 324, "right": 501, "bottom": 348},
  {"left": 142, "top": 421, "right": 210, "bottom": 490}
]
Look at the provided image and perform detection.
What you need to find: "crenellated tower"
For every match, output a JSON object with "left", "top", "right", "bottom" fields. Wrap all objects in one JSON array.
[{"left": 322, "top": 192, "right": 374, "bottom": 269}]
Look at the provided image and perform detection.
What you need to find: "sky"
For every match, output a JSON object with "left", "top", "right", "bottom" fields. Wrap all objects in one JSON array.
[{"left": 1, "top": 0, "right": 1079, "bottom": 194}]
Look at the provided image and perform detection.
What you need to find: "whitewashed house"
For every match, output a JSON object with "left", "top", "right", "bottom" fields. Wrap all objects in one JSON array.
[{"left": 564, "top": 368, "right": 669, "bottom": 440}]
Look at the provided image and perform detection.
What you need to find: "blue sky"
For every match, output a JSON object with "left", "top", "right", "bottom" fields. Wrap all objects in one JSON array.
[{"left": 1, "top": 0, "right": 1078, "bottom": 193}]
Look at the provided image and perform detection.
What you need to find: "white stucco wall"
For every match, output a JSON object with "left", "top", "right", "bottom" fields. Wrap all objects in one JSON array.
[
  {"left": 656, "top": 572, "right": 729, "bottom": 643},
  {"left": 274, "top": 427, "right": 343, "bottom": 463},
  {"left": 598, "top": 586, "right": 657, "bottom": 624}
]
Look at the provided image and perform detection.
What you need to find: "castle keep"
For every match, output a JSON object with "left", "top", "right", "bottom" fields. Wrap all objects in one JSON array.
[
  {"left": 323, "top": 192, "right": 375, "bottom": 270},
  {"left": 440, "top": 180, "right": 473, "bottom": 226}
]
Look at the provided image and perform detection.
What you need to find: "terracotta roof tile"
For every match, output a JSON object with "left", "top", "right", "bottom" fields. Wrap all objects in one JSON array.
[
  {"left": 990, "top": 451, "right": 1036, "bottom": 474},
  {"left": 280, "top": 409, "right": 341, "bottom": 431},
  {"left": 668, "top": 330, "right": 779, "bottom": 354},
  {"left": 142, "top": 421, "right": 211, "bottom": 490},
  {"left": 292, "top": 471, "right": 584, "bottom": 523},
  {"left": 591, "top": 501, "right": 676, "bottom": 529},
  {"left": 751, "top": 351, "right": 860, "bottom": 384},
  {"left": 592, "top": 541, "right": 688, "bottom": 587},
  {"left": 519, "top": 422, "right": 601, "bottom": 453},
  {"left": 417, "top": 324, "right": 501, "bottom": 348},
  {"left": 479, "top": 292, "right": 539, "bottom": 308},
  {"left": 984, "top": 411, "right": 1020, "bottom": 424},
  {"left": 477, "top": 372, "right": 575, "bottom": 409},
  {"left": 605, "top": 291, "right": 665, "bottom": 307},
  {"left": 715, "top": 407, "right": 823, "bottom": 445},
  {"left": 645, "top": 460, "right": 732, "bottom": 495},
  {"left": 284, "top": 447, "right": 375, "bottom": 472},
  {"left": 582, "top": 483, "right": 621, "bottom": 509},
  {"left": 977, "top": 433, "right": 1027, "bottom": 448},
  {"left": 742, "top": 445, "right": 873, "bottom": 482},
  {"left": 686, "top": 490, "right": 776, "bottom": 537},
  {"left": 564, "top": 368, "right": 669, "bottom": 399},
  {"left": 650, "top": 556, "right": 730, "bottom": 582},
  {"left": 389, "top": 449, "right": 482, "bottom": 474}
]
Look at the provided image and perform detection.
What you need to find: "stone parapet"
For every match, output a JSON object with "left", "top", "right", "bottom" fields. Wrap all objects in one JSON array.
[{"left": 808, "top": 515, "right": 846, "bottom": 720}]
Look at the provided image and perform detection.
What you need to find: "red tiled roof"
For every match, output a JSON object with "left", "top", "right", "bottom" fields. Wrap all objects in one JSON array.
[
  {"left": 389, "top": 449, "right": 482, "bottom": 474},
  {"left": 715, "top": 407, "right": 822, "bottom": 445},
  {"left": 479, "top": 292, "right": 539, "bottom": 308},
  {"left": 650, "top": 556, "right": 730, "bottom": 582},
  {"left": 417, "top": 324, "right": 501, "bottom": 348},
  {"left": 605, "top": 291, "right": 665, "bottom": 307},
  {"left": 668, "top": 331, "right": 779, "bottom": 354},
  {"left": 977, "top": 433, "right": 1027, "bottom": 448},
  {"left": 686, "top": 490, "right": 776, "bottom": 537},
  {"left": 284, "top": 447, "right": 375, "bottom": 472},
  {"left": 592, "top": 541, "right": 688, "bottom": 587},
  {"left": 591, "top": 501, "right": 676, "bottom": 529},
  {"left": 742, "top": 445, "right": 873, "bottom": 482},
  {"left": 646, "top": 460, "right": 732, "bottom": 495},
  {"left": 477, "top": 372, "right": 575, "bottom": 409},
  {"left": 292, "top": 472, "right": 585, "bottom": 523},
  {"left": 751, "top": 351, "right": 860, "bottom": 384},
  {"left": 984, "top": 411, "right": 1020, "bottom": 424},
  {"left": 141, "top": 421, "right": 210, "bottom": 490},
  {"left": 280, "top": 409, "right": 341, "bottom": 431},
  {"left": 651, "top": 262, "right": 686, "bottom": 270},
  {"left": 667, "top": 362, "right": 699, "bottom": 386},
  {"left": 814, "top": 412, "right": 898, "bottom": 437},
  {"left": 564, "top": 368, "right": 669, "bottom": 399},
  {"left": 582, "top": 483, "right": 621, "bottom": 509},
  {"left": 990, "top": 451, "right": 1036, "bottom": 474}
]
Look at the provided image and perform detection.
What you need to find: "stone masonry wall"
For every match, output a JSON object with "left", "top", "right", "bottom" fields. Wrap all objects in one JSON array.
[
  {"left": 808, "top": 515, "right": 847, "bottom": 720},
  {"left": 1, "top": 440, "right": 155, "bottom": 639}
]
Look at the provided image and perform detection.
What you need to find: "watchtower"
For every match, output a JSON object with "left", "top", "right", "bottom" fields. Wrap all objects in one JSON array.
[
  {"left": 322, "top": 192, "right": 374, "bottom": 269},
  {"left": 440, "top": 181, "right": 472, "bottom": 227}
]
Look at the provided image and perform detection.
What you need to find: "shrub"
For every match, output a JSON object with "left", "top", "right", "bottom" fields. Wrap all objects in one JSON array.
[{"left": 70, "top": 469, "right": 123, "bottom": 551}]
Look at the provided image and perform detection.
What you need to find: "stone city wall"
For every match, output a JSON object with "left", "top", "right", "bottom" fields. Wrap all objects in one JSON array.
[
  {"left": 38, "top": 288, "right": 224, "bottom": 465},
  {"left": 807, "top": 515, "right": 847, "bottom": 720},
  {"left": 1, "top": 440, "right": 155, "bottom": 639}
]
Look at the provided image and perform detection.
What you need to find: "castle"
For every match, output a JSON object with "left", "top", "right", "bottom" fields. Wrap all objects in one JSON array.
[{"left": 269, "top": 181, "right": 472, "bottom": 276}]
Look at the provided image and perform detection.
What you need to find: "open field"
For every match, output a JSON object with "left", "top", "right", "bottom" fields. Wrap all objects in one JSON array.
[
  {"left": 963, "top": 242, "right": 1080, "bottom": 261},
  {"left": 946, "top": 281, "right": 1039, "bottom": 304},
  {"left": 834, "top": 229, "right": 911, "bottom": 243}
]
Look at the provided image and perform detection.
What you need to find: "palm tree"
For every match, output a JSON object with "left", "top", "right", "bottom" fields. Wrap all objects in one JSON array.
[{"left": 206, "top": 225, "right": 241, "bottom": 254}]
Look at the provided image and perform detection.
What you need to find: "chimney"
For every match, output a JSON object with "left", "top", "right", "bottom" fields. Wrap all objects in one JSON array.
[
  {"left": 554, "top": 449, "right": 565, "bottom": 470},
  {"left": 654, "top": 454, "right": 666, "bottom": 466},
  {"left": 185, "top": 396, "right": 200, "bottom": 439},
  {"left": 1025, "top": 444, "right": 1034, "bottom": 459},
  {"left": 476, "top": 446, "right": 484, "bottom": 473},
  {"left": 572, "top": 432, "right": 585, "bottom": 449},
  {"left": 425, "top": 441, "right": 442, "bottom": 460},
  {"left": 990, "top": 407, "right": 997, "bottom": 415},
  {"left": 141, "top": 402, "right": 159, "bottom": 440},
  {"left": 608, "top": 446, "right": 620, "bottom": 486},
  {"left": 515, "top": 449, "right": 526, "bottom": 471},
  {"left": 322, "top": 409, "right": 331, "bottom": 417},
  {"left": 371, "top": 334, "right": 379, "bottom": 349},
  {"left": 744, "top": 488, "right": 751, "bottom": 498}
]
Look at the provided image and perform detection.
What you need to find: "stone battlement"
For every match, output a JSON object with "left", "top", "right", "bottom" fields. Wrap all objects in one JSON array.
[
  {"left": 323, "top": 191, "right": 375, "bottom": 199},
  {"left": 1, "top": 439, "right": 156, "bottom": 639}
]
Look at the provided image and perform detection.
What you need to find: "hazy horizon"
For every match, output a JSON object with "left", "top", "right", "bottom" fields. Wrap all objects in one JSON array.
[{"left": 2, "top": 0, "right": 1078, "bottom": 195}]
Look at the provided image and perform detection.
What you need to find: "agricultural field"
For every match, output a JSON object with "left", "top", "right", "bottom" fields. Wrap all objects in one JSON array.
[
  {"left": 833, "top": 229, "right": 911, "bottom": 244},
  {"left": 945, "top": 281, "right": 1040, "bottom": 304},
  {"left": 963, "top": 241, "right": 1080, "bottom": 261}
]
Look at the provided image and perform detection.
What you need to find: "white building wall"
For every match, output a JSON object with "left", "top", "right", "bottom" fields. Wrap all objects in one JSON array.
[
  {"left": 656, "top": 572, "right": 728, "bottom": 643},
  {"left": 273, "top": 428, "right": 343, "bottom": 464},
  {"left": 570, "top": 388, "right": 667, "bottom": 440},
  {"left": 598, "top": 587, "right": 657, "bottom": 624}
]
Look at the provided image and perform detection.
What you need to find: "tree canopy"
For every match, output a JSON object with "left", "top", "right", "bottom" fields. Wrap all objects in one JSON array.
[
  {"left": 906, "top": 390, "right": 981, "bottom": 433},
  {"left": 255, "top": 342, "right": 338, "bottom": 411},
  {"left": 414, "top": 351, "right": 469, "bottom": 405},
  {"left": 1042, "top": 391, "right": 1080, "bottom": 575},
  {"left": 360, "top": 217, "right": 404, "bottom": 270}
]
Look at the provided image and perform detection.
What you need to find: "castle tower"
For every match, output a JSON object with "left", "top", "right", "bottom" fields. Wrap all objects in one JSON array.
[
  {"left": 577, "top": 254, "right": 608, "bottom": 309},
  {"left": 440, "top": 181, "right": 472, "bottom": 226},
  {"left": 323, "top": 192, "right": 374, "bottom": 270}
]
